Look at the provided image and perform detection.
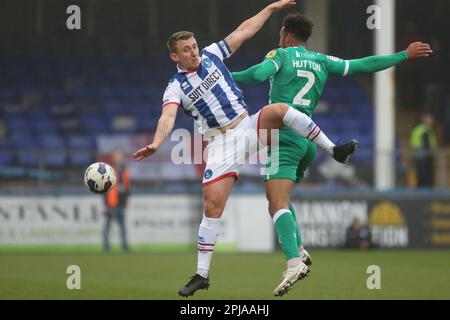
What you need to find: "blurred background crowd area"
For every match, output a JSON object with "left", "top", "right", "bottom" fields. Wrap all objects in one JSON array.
[{"left": 0, "top": 0, "right": 449, "bottom": 192}]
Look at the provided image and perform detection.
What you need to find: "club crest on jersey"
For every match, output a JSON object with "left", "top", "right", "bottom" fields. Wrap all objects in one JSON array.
[
  {"left": 204, "top": 169, "right": 213, "bottom": 179},
  {"left": 202, "top": 57, "right": 212, "bottom": 68},
  {"left": 265, "top": 49, "right": 277, "bottom": 59}
]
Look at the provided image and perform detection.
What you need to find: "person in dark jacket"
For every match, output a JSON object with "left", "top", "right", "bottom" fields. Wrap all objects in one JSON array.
[
  {"left": 345, "top": 218, "right": 372, "bottom": 250},
  {"left": 103, "top": 148, "right": 131, "bottom": 252}
]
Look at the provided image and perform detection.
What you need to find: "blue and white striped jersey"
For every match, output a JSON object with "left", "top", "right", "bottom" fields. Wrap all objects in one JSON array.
[{"left": 162, "top": 40, "right": 248, "bottom": 134}]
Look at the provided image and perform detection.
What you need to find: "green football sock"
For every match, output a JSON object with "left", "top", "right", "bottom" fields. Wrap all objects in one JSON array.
[
  {"left": 273, "top": 209, "right": 300, "bottom": 260},
  {"left": 289, "top": 203, "right": 303, "bottom": 248}
]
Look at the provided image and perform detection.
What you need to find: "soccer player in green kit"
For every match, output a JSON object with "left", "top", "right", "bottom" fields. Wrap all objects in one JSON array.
[{"left": 232, "top": 13, "right": 432, "bottom": 296}]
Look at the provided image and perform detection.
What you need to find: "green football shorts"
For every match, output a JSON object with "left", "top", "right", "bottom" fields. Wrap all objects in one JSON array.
[{"left": 264, "top": 127, "right": 317, "bottom": 183}]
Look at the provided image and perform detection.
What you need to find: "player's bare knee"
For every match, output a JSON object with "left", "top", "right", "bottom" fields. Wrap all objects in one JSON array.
[
  {"left": 267, "top": 198, "right": 287, "bottom": 216},
  {"left": 204, "top": 198, "right": 223, "bottom": 218},
  {"left": 275, "top": 103, "right": 289, "bottom": 118},
  {"left": 264, "top": 103, "right": 286, "bottom": 119},
  {"left": 268, "top": 203, "right": 284, "bottom": 216},
  {"left": 267, "top": 192, "right": 290, "bottom": 215}
]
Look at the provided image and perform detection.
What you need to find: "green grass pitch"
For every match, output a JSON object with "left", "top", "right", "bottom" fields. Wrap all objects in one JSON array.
[{"left": 0, "top": 248, "right": 449, "bottom": 300}]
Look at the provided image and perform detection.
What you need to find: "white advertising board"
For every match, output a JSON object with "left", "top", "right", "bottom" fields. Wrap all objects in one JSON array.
[{"left": 0, "top": 194, "right": 275, "bottom": 252}]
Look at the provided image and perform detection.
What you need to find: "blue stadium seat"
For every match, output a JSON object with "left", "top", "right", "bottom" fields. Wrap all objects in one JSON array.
[
  {"left": 68, "top": 149, "right": 94, "bottom": 166},
  {"left": 338, "top": 117, "right": 365, "bottom": 133},
  {"left": 357, "top": 118, "right": 373, "bottom": 134},
  {"left": 0, "top": 148, "right": 14, "bottom": 165},
  {"left": 355, "top": 103, "right": 373, "bottom": 115},
  {"left": 5, "top": 115, "right": 31, "bottom": 131},
  {"left": 95, "top": 86, "right": 116, "bottom": 99},
  {"left": 136, "top": 116, "right": 158, "bottom": 131},
  {"left": 27, "top": 104, "right": 47, "bottom": 116},
  {"left": 110, "top": 114, "right": 137, "bottom": 133},
  {"left": 67, "top": 135, "right": 96, "bottom": 149},
  {"left": 116, "top": 86, "right": 146, "bottom": 100},
  {"left": 68, "top": 87, "right": 93, "bottom": 102},
  {"left": 35, "top": 72, "right": 57, "bottom": 86},
  {"left": 100, "top": 101, "right": 124, "bottom": 116},
  {"left": 81, "top": 115, "right": 110, "bottom": 134},
  {"left": 59, "top": 117, "right": 83, "bottom": 134},
  {"left": 43, "top": 149, "right": 66, "bottom": 167},
  {"left": 145, "top": 87, "right": 164, "bottom": 101},
  {"left": 31, "top": 116, "right": 59, "bottom": 134},
  {"left": 39, "top": 134, "right": 65, "bottom": 149},
  {"left": 17, "top": 149, "right": 40, "bottom": 167},
  {"left": 356, "top": 134, "right": 374, "bottom": 148},
  {"left": 49, "top": 102, "right": 76, "bottom": 114},
  {"left": 10, "top": 133, "right": 37, "bottom": 148}
]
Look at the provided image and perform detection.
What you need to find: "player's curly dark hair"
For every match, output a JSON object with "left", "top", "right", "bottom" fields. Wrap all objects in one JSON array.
[{"left": 282, "top": 13, "right": 314, "bottom": 42}]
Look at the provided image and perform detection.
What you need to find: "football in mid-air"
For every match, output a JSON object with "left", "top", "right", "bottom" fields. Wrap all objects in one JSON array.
[{"left": 84, "top": 162, "right": 117, "bottom": 194}]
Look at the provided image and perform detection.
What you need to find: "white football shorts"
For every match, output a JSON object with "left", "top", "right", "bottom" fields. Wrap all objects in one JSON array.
[{"left": 202, "top": 111, "right": 265, "bottom": 186}]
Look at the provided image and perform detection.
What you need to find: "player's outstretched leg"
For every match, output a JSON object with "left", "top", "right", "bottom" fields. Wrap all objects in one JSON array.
[
  {"left": 258, "top": 103, "right": 359, "bottom": 164},
  {"left": 258, "top": 103, "right": 335, "bottom": 153}
]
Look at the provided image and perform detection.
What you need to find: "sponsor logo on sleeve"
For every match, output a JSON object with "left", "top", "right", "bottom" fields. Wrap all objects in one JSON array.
[
  {"left": 326, "top": 55, "right": 343, "bottom": 63},
  {"left": 265, "top": 50, "right": 277, "bottom": 59}
]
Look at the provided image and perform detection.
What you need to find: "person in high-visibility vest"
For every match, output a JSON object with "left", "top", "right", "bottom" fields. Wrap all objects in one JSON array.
[
  {"left": 103, "top": 148, "right": 131, "bottom": 252},
  {"left": 410, "top": 113, "right": 437, "bottom": 187}
]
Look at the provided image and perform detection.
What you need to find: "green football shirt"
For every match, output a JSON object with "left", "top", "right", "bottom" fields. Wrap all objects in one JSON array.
[{"left": 263, "top": 46, "right": 349, "bottom": 117}]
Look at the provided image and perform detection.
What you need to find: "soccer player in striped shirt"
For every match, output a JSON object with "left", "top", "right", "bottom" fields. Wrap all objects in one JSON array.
[
  {"left": 232, "top": 13, "right": 432, "bottom": 296},
  {"left": 133, "top": 1, "right": 357, "bottom": 297}
]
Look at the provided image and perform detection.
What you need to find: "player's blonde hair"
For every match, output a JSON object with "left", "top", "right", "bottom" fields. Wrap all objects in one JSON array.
[{"left": 167, "top": 31, "right": 195, "bottom": 53}]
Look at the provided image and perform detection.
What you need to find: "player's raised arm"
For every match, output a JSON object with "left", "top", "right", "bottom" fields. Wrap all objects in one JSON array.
[
  {"left": 327, "top": 42, "right": 433, "bottom": 77},
  {"left": 232, "top": 60, "right": 278, "bottom": 84},
  {"left": 232, "top": 47, "right": 286, "bottom": 84},
  {"left": 224, "top": 0, "right": 296, "bottom": 54},
  {"left": 132, "top": 103, "right": 178, "bottom": 161}
]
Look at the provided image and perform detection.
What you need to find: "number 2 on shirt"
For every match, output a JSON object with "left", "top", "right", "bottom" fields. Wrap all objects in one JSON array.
[{"left": 293, "top": 70, "right": 315, "bottom": 106}]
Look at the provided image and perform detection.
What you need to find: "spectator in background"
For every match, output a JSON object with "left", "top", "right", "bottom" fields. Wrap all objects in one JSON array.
[
  {"left": 103, "top": 148, "right": 131, "bottom": 252},
  {"left": 410, "top": 113, "right": 437, "bottom": 188},
  {"left": 345, "top": 218, "right": 372, "bottom": 250}
]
